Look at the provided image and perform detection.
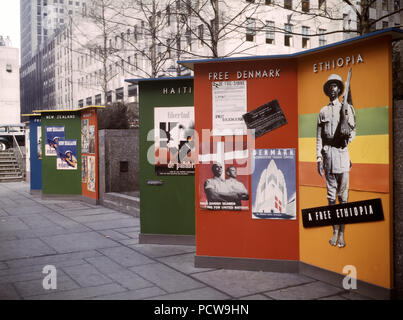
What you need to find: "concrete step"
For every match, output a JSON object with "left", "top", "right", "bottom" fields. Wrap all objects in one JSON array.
[
  {"left": 102, "top": 192, "right": 140, "bottom": 217},
  {"left": 0, "top": 176, "right": 23, "bottom": 182}
]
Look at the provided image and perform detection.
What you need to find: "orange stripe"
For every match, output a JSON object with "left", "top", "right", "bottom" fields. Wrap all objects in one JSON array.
[{"left": 298, "top": 162, "right": 389, "bottom": 193}]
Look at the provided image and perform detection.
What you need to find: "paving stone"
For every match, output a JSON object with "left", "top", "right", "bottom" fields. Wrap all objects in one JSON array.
[
  {"left": 0, "top": 283, "right": 21, "bottom": 300},
  {"left": 61, "top": 264, "right": 113, "bottom": 287},
  {"left": 0, "top": 217, "right": 30, "bottom": 232},
  {"left": 0, "top": 262, "right": 7, "bottom": 270},
  {"left": 70, "top": 213, "right": 131, "bottom": 223},
  {"left": 0, "top": 238, "right": 57, "bottom": 261},
  {"left": 6, "top": 250, "right": 103, "bottom": 269},
  {"left": 129, "top": 244, "right": 195, "bottom": 258},
  {"left": 99, "top": 230, "right": 130, "bottom": 241},
  {"left": 61, "top": 208, "right": 123, "bottom": 217},
  {"left": 98, "top": 246, "right": 154, "bottom": 267},
  {"left": 0, "top": 259, "right": 88, "bottom": 277},
  {"left": 341, "top": 291, "right": 373, "bottom": 300},
  {"left": 319, "top": 295, "right": 348, "bottom": 300},
  {"left": 130, "top": 263, "right": 205, "bottom": 293},
  {"left": 41, "top": 231, "right": 119, "bottom": 253},
  {"left": 264, "top": 281, "right": 344, "bottom": 300},
  {"left": 14, "top": 275, "right": 80, "bottom": 297},
  {"left": 91, "top": 286, "right": 166, "bottom": 300},
  {"left": 26, "top": 283, "right": 127, "bottom": 300},
  {"left": 18, "top": 215, "right": 58, "bottom": 229},
  {"left": 0, "top": 235, "right": 18, "bottom": 242},
  {"left": 120, "top": 232, "right": 139, "bottom": 239},
  {"left": 148, "top": 287, "right": 230, "bottom": 300},
  {"left": 83, "top": 218, "right": 140, "bottom": 230},
  {"left": 113, "top": 226, "right": 141, "bottom": 236},
  {"left": 0, "top": 269, "right": 65, "bottom": 285},
  {"left": 157, "top": 253, "right": 215, "bottom": 274},
  {"left": 192, "top": 270, "right": 314, "bottom": 298},
  {"left": 238, "top": 294, "right": 272, "bottom": 300},
  {"left": 0, "top": 208, "right": 7, "bottom": 216},
  {"left": 118, "top": 238, "right": 139, "bottom": 246},
  {"left": 3, "top": 206, "right": 53, "bottom": 216}
]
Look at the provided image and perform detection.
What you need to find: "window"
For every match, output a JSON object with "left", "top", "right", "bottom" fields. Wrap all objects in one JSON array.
[
  {"left": 265, "top": 0, "right": 272, "bottom": 5},
  {"left": 318, "top": 0, "right": 326, "bottom": 10},
  {"left": 95, "top": 94, "right": 102, "bottom": 105},
  {"left": 302, "top": 0, "right": 309, "bottom": 12},
  {"left": 319, "top": 28, "right": 326, "bottom": 46},
  {"left": 284, "top": 0, "right": 292, "bottom": 10},
  {"left": 382, "top": 21, "right": 389, "bottom": 29},
  {"left": 78, "top": 99, "right": 83, "bottom": 108},
  {"left": 106, "top": 91, "right": 112, "bottom": 103},
  {"left": 128, "top": 84, "right": 137, "bottom": 97},
  {"left": 246, "top": 18, "right": 256, "bottom": 42},
  {"left": 86, "top": 97, "right": 92, "bottom": 106},
  {"left": 6, "top": 64, "right": 12, "bottom": 73},
  {"left": 284, "top": 23, "right": 293, "bottom": 46},
  {"left": 116, "top": 87, "right": 124, "bottom": 101},
  {"left": 198, "top": 24, "right": 204, "bottom": 46},
  {"left": 302, "top": 26, "right": 310, "bottom": 48},
  {"left": 265, "top": 21, "right": 275, "bottom": 44},
  {"left": 382, "top": 0, "right": 388, "bottom": 11}
]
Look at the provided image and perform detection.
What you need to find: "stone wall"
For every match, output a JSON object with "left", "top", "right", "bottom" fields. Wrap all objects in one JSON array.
[
  {"left": 98, "top": 129, "right": 139, "bottom": 200},
  {"left": 394, "top": 99, "right": 403, "bottom": 299}
]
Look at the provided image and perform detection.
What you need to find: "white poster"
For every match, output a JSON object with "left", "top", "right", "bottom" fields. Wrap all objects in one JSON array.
[{"left": 212, "top": 80, "right": 247, "bottom": 136}]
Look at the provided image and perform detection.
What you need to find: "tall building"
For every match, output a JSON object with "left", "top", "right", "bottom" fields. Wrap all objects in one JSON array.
[
  {"left": 0, "top": 37, "right": 20, "bottom": 125},
  {"left": 20, "top": 0, "right": 87, "bottom": 65}
]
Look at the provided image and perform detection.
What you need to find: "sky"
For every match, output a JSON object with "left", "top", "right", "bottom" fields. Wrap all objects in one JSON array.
[{"left": 0, "top": 0, "right": 20, "bottom": 50}]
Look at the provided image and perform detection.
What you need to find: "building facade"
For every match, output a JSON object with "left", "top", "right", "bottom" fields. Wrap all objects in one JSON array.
[
  {"left": 20, "top": 0, "right": 402, "bottom": 114},
  {"left": 0, "top": 38, "right": 20, "bottom": 125}
]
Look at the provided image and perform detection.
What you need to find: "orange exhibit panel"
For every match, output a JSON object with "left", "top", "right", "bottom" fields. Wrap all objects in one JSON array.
[
  {"left": 81, "top": 106, "right": 101, "bottom": 203},
  {"left": 298, "top": 35, "right": 394, "bottom": 289},
  {"left": 192, "top": 58, "right": 300, "bottom": 268}
]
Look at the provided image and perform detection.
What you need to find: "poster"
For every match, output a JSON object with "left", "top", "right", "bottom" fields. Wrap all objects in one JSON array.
[
  {"left": 37, "top": 126, "right": 42, "bottom": 160},
  {"left": 212, "top": 80, "right": 247, "bottom": 136},
  {"left": 252, "top": 148, "right": 296, "bottom": 219},
  {"left": 154, "top": 106, "right": 195, "bottom": 176},
  {"left": 45, "top": 126, "right": 65, "bottom": 156},
  {"left": 81, "top": 119, "right": 89, "bottom": 153},
  {"left": 89, "top": 125, "right": 96, "bottom": 154},
  {"left": 82, "top": 155, "right": 88, "bottom": 183},
  {"left": 56, "top": 139, "right": 78, "bottom": 170},
  {"left": 87, "top": 155, "right": 96, "bottom": 192},
  {"left": 242, "top": 99, "right": 287, "bottom": 138},
  {"left": 199, "top": 141, "right": 249, "bottom": 211}
]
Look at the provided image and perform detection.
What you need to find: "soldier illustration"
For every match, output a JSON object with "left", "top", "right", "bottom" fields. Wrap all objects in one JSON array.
[{"left": 316, "top": 70, "right": 356, "bottom": 248}]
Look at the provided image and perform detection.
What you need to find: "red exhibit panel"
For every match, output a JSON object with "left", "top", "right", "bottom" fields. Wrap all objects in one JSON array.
[
  {"left": 81, "top": 107, "right": 99, "bottom": 201},
  {"left": 194, "top": 59, "right": 299, "bottom": 261}
]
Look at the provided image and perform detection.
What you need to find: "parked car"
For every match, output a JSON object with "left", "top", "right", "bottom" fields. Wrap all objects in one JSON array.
[{"left": 0, "top": 124, "right": 26, "bottom": 151}]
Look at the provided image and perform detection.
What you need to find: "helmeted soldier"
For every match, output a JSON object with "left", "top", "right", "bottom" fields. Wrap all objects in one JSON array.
[{"left": 316, "top": 73, "right": 356, "bottom": 248}]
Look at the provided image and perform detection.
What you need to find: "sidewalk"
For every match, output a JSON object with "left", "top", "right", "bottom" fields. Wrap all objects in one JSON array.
[{"left": 0, "top": 182, "right": 371, "bottom": 300}]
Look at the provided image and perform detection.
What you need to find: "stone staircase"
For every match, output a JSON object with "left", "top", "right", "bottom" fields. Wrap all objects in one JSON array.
[{"left": 0, "top": 150, "right": 23, "bottom": 182}]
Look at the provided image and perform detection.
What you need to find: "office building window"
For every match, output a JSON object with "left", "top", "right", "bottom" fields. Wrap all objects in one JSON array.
[
  {"left": 302, "top": 26, "right": 310, "bottom": 48},
  {"left": 319, "top": 28, "right": 327, "bottom": 46},
  {"left": 302, "top": 0, "right": 309, "bottom": 12},
  {"left": 95, "top": 94, "right": 102, "bottom": 105},
  {"left": 246, "top": 18, "right": 256, "bottom": 42},
  {"left": 78, "top": 99, "right": 83, "bottom": 108},
  {"left": 128, "top": 84, "right": 137, "bottom": 97},
  {"left": 318, "top": 0, "right": 326, "bottom": 10},
  {"left": 86, "top": 97, "right": 92, "bottom": 106},
  {"left": 284, "top": 23, "right": 293, "bottom": 46},
  {"left": 284, "top": 0, "right": 292, "bottom": 10},
  {"left": 106, "top": 91, "right": 112, "bottom": 103},
  {"left": 265, "top": 21, "right": 275, "bottom": 44},
  {"left": 116, "top": 87, "right": 124, "bottom": 101}
]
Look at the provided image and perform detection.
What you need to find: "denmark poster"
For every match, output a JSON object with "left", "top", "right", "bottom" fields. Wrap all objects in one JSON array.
[{"left": 252, "top": 148, "right": 296, "bottom": 219}]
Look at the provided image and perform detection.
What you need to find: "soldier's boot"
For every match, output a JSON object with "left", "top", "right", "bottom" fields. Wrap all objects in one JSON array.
[
  {"left": 338, "top": 224, "right": 346, "bottom": 248},
  {"left": 328, "top": 200, "right": 338, "bottom": 246}
]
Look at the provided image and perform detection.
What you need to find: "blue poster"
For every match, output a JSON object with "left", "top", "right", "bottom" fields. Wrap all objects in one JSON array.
[
  {"left": 45, "top": 126, "right": 65, "bottom": 156},
  {"left": 252, "top": 148, "right": 296, "bottom": 220},
  {"left": 56, "top": 139, "right": 78, "bottom": 170}
]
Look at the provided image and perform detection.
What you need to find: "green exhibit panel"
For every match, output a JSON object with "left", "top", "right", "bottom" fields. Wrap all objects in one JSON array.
[
  {"left": 39, "top": 109, "right": 82, "bottom": 199},
  {"left": 178, "top": 28, "right": 403, "bottom": 299},
  {"left": 126, "top": 77, "right": 195, "bottom": 245}
]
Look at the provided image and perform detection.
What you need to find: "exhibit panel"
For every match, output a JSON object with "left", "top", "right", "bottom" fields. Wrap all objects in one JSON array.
[
  {"left": 81, "top": 106, "right": 101, "bottom": 203},
  {"left": 28, "top": 115, "right": 42, "bottom": 193},
  {"left": 298, "top": 36, "right": 393, "bottom": 289},
  {"left": 40, "top": 110, "right": 82, "bottom": 197},
  {"left": 129, "top": 77, "right": 196, "bottom": 243},
  {"left": 193, "top": 58, "right": 300, "bottom": 262}
]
